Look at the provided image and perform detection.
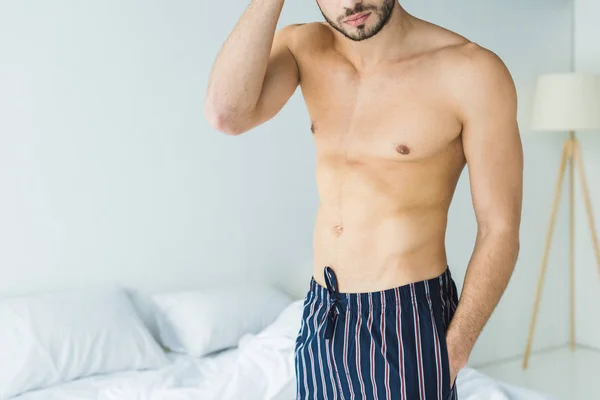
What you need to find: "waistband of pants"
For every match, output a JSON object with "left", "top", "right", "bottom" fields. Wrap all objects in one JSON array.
[{"left": 308, "top": 266, "right": 455, "bottom": 311}]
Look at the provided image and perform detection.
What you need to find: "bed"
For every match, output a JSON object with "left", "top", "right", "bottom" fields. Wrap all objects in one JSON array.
[
  {"left": 1, "top": 285, "right": 556, "bottom": 400},
  {"left": 11, "top": 353, "right": 556, "bottom": 400}
]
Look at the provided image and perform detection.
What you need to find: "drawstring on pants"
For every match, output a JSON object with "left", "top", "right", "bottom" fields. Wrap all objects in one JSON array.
[{"left": 322, "top": 266, "right": 344, "bottom": 340}]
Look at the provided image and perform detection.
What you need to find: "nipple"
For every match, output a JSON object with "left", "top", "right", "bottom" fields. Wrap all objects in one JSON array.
[
  {"left": 310, "top": 122, "right": 317, "bottom": 135},
  {"left": 395, "top": 144, "right": 411, "bottom": 155}
]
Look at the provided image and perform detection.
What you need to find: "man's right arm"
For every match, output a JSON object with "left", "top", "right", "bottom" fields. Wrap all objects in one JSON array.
[{"left": 204, "top": 0, "right": 300, "bottom": 135}]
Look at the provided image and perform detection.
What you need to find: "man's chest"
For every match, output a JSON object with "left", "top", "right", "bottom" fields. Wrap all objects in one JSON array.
[{"left": 297, "top": 55, "right": 463, "bottom": 162}]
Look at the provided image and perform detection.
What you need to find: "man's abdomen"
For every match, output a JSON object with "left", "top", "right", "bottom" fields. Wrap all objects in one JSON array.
[
  {"left": 312, "top": 155, "right": 461, "bottom": 292},
  {"left": 312, "top": 206, "right": 449, "bottom": 293}
]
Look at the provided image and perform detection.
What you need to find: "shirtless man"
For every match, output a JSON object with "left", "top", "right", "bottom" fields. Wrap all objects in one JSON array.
[{"left": 205, "top": 0, "right": 523, "bottom": 398}]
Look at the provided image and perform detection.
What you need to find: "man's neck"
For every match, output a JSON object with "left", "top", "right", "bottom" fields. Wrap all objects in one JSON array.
[{"left": 334, "top": 4, "right": 415, "bottom": 70}]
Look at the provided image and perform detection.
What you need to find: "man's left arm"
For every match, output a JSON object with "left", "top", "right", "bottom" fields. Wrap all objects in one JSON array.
[{"left": 447, "top": 46, "right": 524, "bottom": 383}]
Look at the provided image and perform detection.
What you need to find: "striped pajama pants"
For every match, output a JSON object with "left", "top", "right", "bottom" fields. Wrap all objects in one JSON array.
[{"left": 295, "top": 266, "right": 459, "bottom": 400}]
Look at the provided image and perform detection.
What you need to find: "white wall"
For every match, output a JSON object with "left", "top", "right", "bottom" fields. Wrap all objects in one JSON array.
[
  {"left": 0, "top": 1, "right": 319, "bottom": 298},
  {"left": 574, "top": 0, "right": 600, "bottom": 350},
  {"left": 0, "top": 0, "right": 572, "bottom": 366}
]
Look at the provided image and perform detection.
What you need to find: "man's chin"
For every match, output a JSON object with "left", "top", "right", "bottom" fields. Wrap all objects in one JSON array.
[
  {"left": 343, "top": 30, "right": 377, "bottom": 42},
  {"left": 329, "top": 24, "right": 378, "bottom": 42}
]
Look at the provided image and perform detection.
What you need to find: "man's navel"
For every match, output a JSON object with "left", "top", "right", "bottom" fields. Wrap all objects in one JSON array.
[{"left": 333, "top": 224, "right": 344, "bottom": 236}]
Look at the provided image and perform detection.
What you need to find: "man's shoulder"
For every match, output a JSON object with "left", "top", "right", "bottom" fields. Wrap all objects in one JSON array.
[
  {"left": 409, "top": 22, "right": 507, "bottom": 78},
  {"left": 278, "top": 22, "right": 333, "bottom": 52},
  {"left": 436, "top": 42, "right": 513, "bottom": 90},
  {"left": 434, "top": 42, "right": 517, "bottom": 121},
  {"left": 281, "top": 21, "right": 330, "bottom": 36}
]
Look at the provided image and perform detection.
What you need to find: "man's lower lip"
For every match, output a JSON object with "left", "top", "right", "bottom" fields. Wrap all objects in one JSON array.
[{"left": 345, "top": 13, "right": 370, "bottom": 26}]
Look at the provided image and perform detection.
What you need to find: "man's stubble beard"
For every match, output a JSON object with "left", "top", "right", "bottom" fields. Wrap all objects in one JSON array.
[{"left": 318, "top": 0, "right": 396, "bottom": 42}]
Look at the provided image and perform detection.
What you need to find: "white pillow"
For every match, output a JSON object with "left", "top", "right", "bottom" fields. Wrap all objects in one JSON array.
[
  {"left": 0, "top": 286, "right": 169, "bottom": 399},
  {"left": 241, "top": 299, "right": 304, "bottom": 343},
  {"left": 153, "top": 284, "right": 292, "bottom": 357}
]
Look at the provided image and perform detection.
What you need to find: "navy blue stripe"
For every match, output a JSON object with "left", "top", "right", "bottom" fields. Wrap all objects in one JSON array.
[
  {"left": 419, "top": 301, "right": 438, "bottom": 399},
  {"left": 313, "top": 300, "right": 329, "bottom": 399},
  {"left": 401, "top": 292, "right": 420, "bottom": 400}
]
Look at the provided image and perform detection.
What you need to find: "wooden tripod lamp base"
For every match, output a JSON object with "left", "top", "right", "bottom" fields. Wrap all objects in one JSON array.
[
  {"left": 523, "top": 72, "right": 600, "bottom": 369},
  {"left": 522, "top": 132, "right": 600, "bottom": 369}
]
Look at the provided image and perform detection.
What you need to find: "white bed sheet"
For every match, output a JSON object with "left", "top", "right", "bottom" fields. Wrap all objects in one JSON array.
[
  {"left": 11, "top": 351, "right": 238, "bottom": 400},
  {"left": 11, "top": 300, "right": 558, "bottom": 400}
]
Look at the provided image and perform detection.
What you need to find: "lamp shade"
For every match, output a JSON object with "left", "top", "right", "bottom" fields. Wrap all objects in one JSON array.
[{"left": 531, "top": 73, "right": 600, "bottom": 131}]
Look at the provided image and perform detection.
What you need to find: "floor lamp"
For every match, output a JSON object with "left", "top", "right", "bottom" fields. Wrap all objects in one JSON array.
[{"left": 523, "top": 73, "right": 600, "bottom": 369}]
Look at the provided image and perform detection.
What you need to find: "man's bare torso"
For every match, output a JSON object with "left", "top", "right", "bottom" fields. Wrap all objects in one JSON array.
[
  {"left": 288, "top": 19, "right": 474, "bottom": 292},
  {"left": 205, "top": 2, "right": 522, "bottom": 375}
]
